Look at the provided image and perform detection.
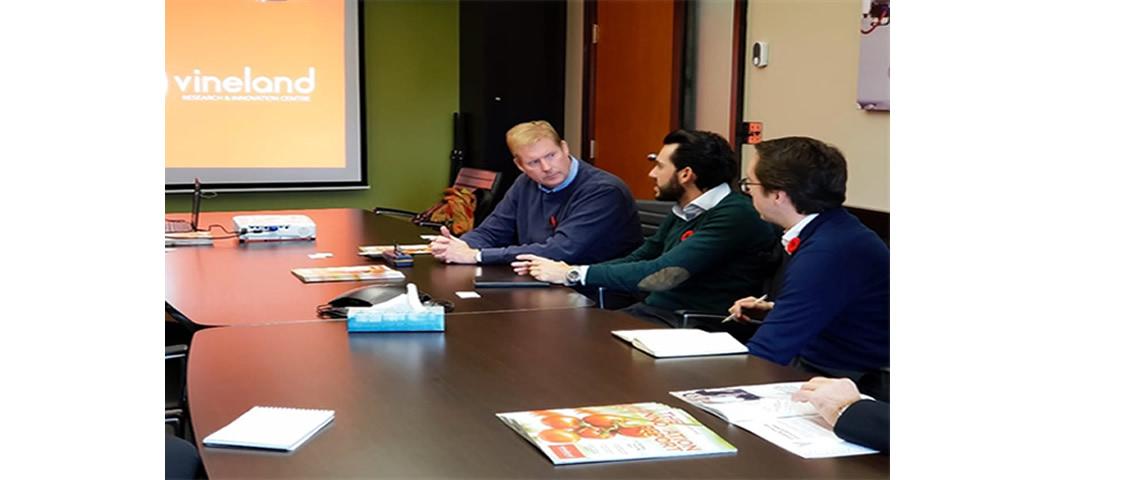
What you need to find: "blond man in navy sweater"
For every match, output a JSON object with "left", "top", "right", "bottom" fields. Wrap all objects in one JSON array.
[{"left": 430, "top": 120, "right": 642, "bottom": 265}]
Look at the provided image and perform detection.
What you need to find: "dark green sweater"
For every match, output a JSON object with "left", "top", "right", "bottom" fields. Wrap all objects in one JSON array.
[{"left": 586, "top": 193, "right": 777, "bottom": 313}]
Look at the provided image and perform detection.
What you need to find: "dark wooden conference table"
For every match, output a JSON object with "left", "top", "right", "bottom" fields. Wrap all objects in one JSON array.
[
  {"left": 189, "top": 308, "right": 888, "bottom": 479},
  {"left": 165, "top": 208, "right": 593, "bottom": 327}
]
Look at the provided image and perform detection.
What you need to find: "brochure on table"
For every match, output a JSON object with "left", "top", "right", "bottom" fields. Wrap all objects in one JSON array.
[{"left": 671, "top": 382, "right": 879, "bottom": 459}]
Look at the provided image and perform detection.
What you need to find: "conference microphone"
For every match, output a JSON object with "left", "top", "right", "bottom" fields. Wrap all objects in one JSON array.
[{"left": 191, "top": 177, "right": 203, "bottom": 231}]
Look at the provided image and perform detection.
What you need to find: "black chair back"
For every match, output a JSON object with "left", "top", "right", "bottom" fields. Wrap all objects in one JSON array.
[
  {"left": 635, "top": 199, "right": 673, "bottom": 237},
  {"left": 165, "top": 344, "right": 190, "bottom": 440}
]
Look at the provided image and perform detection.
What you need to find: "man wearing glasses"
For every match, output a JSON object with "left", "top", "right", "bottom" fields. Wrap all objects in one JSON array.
[
  {"left": 514, "top": 129, "right": 777, "bottom": 331},
  {"left": 729, "top": 136, "right": 889, "bottom": 379}
]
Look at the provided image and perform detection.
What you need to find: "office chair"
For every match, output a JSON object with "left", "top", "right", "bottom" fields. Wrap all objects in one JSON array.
[
  {"left": 166, "top": 433, "right": 206, "bottom": 480},
  {"left": 595, "top": 240, "right": 786, "bottom": 343},
  {"left": 584, "top": 200, "right": 674, "bottom": 309},
  {"left": 166, "top": 302, "right": 201, "bottom": 345},
  {"left": 847, "top": 208, "right": 890, "bottom": 247},
  {"left": 634, "top": 199, "right": 673, "bottom": 237},
  {"left": 166, "top": 344, "right": 190, "bottom": 440},
  {"left": 374, "top": 167, "right": 502, "bottom": 228}
]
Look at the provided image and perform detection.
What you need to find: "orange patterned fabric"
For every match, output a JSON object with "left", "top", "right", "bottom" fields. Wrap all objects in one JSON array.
[{"left": 414, "top": 187, "right": 477, "bottom": 235}]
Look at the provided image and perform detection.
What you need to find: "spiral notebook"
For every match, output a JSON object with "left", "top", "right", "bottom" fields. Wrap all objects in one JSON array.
[{"left": 203, "top": 406, "right": 335, "bottom": 452}]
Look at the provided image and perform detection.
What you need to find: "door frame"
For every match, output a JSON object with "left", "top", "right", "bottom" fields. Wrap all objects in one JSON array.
[
  {"left": 730, "top": 0, "right": 747, "bottom": 147},
  {"left": 581, "top": 0, "right": 596, "bottom": 161}
]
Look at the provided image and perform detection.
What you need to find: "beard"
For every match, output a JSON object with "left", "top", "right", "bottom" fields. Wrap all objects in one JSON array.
[{"left": 654, "top": 175, "right": 684, "bottom": 202}]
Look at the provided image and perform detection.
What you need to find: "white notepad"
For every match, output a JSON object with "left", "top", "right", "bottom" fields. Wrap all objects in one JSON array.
[
  {"left": 203, "top": 406, "right": 335, "bottom": 452},
  {"left": 611, "top": 329, "right": 748, "bottom": 358}
]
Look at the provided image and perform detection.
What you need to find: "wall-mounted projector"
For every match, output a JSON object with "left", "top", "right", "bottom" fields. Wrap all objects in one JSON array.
[{"left": 232, "top": 215, "right": 317, "bottom": 242}]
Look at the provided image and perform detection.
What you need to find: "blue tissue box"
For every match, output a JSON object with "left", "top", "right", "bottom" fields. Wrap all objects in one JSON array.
[{"left": 346, "top": 306, "right": 445, "bottom": 332}]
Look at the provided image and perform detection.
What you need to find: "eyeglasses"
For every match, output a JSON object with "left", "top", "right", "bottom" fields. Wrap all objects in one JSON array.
[{"left": 738, "top": 178, "right": 763, "bottom": 194}]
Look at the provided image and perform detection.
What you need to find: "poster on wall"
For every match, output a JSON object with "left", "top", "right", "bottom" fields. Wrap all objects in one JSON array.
[{"left": 857, "top": 0, "right": 890, "bottom": 111}]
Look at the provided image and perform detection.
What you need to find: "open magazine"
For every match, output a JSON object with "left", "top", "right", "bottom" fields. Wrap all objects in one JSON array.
[
  {"left": 496, "top": 402, "right": 736, "bottom": 465},
  {"left": 671, "top": 383, "right": 879, "bottom": 459}
]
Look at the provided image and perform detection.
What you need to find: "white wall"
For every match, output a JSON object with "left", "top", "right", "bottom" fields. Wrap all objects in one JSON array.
[
  {"left": 692, "top": 0, "right": 735, "bottom": 139},
  {"left": 744, "top": 0, "right": 890, "bottom": 211}
]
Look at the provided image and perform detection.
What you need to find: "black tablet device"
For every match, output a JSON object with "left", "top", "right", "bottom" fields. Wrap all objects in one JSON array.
[{"left": 473, "top": 271, "right": 551, "bottom": 288}]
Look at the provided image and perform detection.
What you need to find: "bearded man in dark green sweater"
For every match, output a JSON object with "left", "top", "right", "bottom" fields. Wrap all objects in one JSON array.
[{"left": 514, "top": 129, "right": 777, "bottom": 329}]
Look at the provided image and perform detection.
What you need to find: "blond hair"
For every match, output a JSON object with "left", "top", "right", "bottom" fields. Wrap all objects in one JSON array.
[{"left": 505, "top": 120, "right": 562, "bottom": 155}]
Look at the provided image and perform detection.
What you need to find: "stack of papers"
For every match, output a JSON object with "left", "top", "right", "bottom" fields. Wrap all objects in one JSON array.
[
  {"left": 358, "top": 245, "right": 432, "bottom": 257},
  {"left": 611, "top": 329, "right": 748, "bottom": 358},
  {"left": 165, "top": 231, "right": 215, "bottom": 246},
  {"left": 671, "top": 383, "right": 879, "bottom": 458},
  {"left": 290, "top": 265, "right": 406, "bottom": 283},
  {"left": 203, "top": 406, "right": 335, "bottom": 452}
]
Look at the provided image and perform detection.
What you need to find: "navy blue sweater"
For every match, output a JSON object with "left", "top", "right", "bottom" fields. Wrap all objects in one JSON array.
[
  {"left": 461, "top": 159, "right": 643, "bottom": 265},
  {"left": 746, "top": 208, "right": 889, "bottom": 373}
]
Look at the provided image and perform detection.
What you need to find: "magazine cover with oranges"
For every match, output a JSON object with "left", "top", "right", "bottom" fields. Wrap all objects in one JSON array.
[{"left": 496, "top": 402, "right": 736, "bottom": 465}]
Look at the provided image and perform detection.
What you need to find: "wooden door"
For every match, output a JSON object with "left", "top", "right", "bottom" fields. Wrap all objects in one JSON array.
[{"left": 588, "top": 0, "right": 683, "bottom": 200}]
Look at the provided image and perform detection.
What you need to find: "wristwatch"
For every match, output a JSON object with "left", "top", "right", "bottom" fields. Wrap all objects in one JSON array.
[{"left": 565, "top": 266, "right": 583, "bottom": 286}]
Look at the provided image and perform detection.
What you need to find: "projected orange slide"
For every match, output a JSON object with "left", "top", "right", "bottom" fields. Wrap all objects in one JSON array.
[{"left": 166, "top": 0, "right": 345, "bottom": 169}]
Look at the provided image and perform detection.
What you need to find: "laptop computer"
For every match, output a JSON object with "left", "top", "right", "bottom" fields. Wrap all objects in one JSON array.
[{"left": 165, "top": 178, "right": 203, "bottom": 233}]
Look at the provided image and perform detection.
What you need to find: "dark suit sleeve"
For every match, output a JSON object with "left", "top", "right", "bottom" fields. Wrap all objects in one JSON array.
[{"left": 833, "top": 399, "right": 889, "bottom": 453}]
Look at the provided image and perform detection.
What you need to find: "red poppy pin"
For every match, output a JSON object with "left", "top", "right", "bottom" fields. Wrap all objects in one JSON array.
[
  {"left": 786, "top": 237, "right": 801, "bottom": 254},
  {"left": 680, "top": 230, "right": 695, "bottom": 241},
  {"left": 549, "top": 215, "right": 558, "bottom": 228}
]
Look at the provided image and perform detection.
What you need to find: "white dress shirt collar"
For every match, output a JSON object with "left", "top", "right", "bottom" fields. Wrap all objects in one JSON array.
[
  {"left": 781, "top": 213, "right": 819, "bottom": 250},
  {"left": 671, "top": 182, "right": 732, "bottom": 222}
]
